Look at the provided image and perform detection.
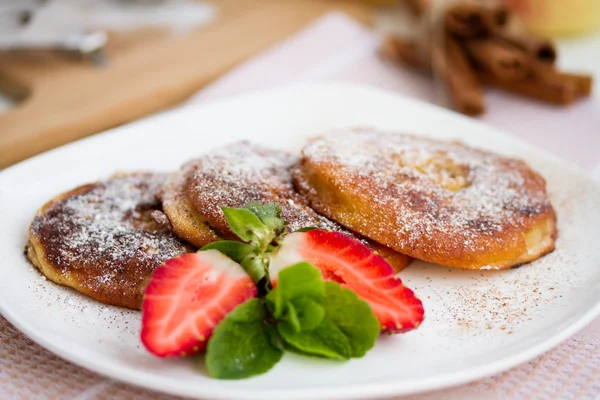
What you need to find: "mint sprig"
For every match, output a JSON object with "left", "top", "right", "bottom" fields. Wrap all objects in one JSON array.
[
  {"left": 221, "top": 207, "right": 273, "bottom": 246},
  {"left": 245, "top": 201, "right": 286, "bottom": 237},
  {"left": 267, "top": 264, "right": 379, "bottom": 360},
  {"left": 196, "top": 203, "right": 379, "bottom": 379},
  {"left": 202, "top": 203, "right": 289, "bottom": 288},
  {"left": 205, "top": 263, "right": 379, "bottom": 378},
  {"left": 267, "top": 262, "right": 325, "bottom": 332},
  {"left": 205, "top": 298, "right": 283, "bottom": 379}
]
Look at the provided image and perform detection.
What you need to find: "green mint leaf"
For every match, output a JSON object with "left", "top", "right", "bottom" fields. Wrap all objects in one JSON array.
[
  {"left": 288, "top": 297, "right": 325, "bottom": 332},
  {"left": 267, "top": 262, "right": 324, "bottom": 317},
  {"left": 321, "top": 282, "right": 380, "bottom": 358},
  {"left": 264, "top": 322, "right": 285, "bottom": 351},
  {"left": 284, "top": 302, "right": 301, "bottom": 332},
  {"left": 206, "top": 298, "right": 283, "bottom": 380},
  {"left": 276, "top": 281, "right": 379, "bottom": 360},
  {"left": 245, "top": 201, "right": 286, "bottom": 234},
  {"left": 266, "top": 262, "right": 325, "bottom": 331},
  {"left": 281, "top": 341, "right": 322, "bottom": 357},
  {"left": 200, "top": 241, "right": 254, "bottom": 264},
  {"left": 278, "top": 317, "right": 352, "bottom": 360},
  {"left": 245, "top": 201, "right": 282, "bottom": 219},
  {"left": 221, "top": 207, "right": 270, "bottom": 243}
]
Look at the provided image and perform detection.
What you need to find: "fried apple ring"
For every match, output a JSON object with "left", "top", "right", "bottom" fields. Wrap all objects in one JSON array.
[
  {"left": 293, "top": 129, "right": 557, "bottom": 270},
  {"left": 27, "top": 173, "right": 190, "bottom": 309},
  {"left": 179, "top": 141, "right": 413, "bottom": 272}
]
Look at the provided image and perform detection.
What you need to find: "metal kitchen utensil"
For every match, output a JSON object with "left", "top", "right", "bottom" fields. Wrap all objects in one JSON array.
[{"left": 0, "top": 0, "right": 216, "bottom": 66}]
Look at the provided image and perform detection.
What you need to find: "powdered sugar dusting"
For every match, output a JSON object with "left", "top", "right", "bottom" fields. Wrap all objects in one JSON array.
[
  {"left": 29, "top": 173, "right": 188, "bottom": 303},
  {"left": 183, "top": 142, "right": 410, "bottom": 271},
  {"left": 298, "top": 129, "right": 554, "bottom": 267},
  {"left": 186, "top": 141, "right": 347, "bottom": 233}
]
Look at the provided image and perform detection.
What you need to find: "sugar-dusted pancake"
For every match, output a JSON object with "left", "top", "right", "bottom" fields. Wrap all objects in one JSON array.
[
  {"left": 180, "top": 141, "right": 413, "bottom": 272},
  {"left": 294, "top": 129, "right": 557, "bottom": 270},
  {"left": 27, "top": 173, "right": 191, "bottom": 309},
  {"left": 158, "top": 165, "right": 224, "bottom": 248}
]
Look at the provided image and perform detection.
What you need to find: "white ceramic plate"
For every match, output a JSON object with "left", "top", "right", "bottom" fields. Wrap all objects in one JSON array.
[{"left": 1, "top": 83, "right": 599, "bottom": 400}]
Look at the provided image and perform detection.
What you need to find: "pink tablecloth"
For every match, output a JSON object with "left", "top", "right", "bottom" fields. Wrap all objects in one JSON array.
[{"left": 2, "top": 12, "right": 599, "bottom": 400}]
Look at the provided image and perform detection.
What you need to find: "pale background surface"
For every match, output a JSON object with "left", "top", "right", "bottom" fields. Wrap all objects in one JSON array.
[{"left": 1, "top": 12, "right": 600, "bottom": 400}]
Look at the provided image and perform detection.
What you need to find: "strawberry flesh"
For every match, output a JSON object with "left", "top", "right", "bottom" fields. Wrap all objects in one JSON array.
[
  {"left": 141, "top": 250, "right": 257, "bottom": 357},
  {"left": 270, "top": 230, "right": 424, "bottom": 333}
]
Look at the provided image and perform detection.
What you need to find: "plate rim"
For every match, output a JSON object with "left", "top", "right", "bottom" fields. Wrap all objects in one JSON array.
[
  {"left": 0, "top": 288, "right": 600, "bottom": 400},
  {"left": 1, "top": 82, "right": 599, "bottom": 400},
  {"left": 1, "top": 293, "right": 600, "bottom": 400}
]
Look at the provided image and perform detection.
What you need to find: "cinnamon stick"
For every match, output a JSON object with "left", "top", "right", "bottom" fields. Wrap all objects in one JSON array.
[
  {"left": 530, "top": 60, "right": 593, "bottom": 97},
  {"left": 464, "top": 38, "right": 530, "bottom": 81},
  {"left": 479, "top": 71, "right": 577, "bottom": 105},
  {"left": 444, "top": 3, "right": 509, "bottom": 39},
  {"left": 432, "top": 34, "right": 485, "bottom": 115},
  {"left": 383, "top": 35, "right": 486, "bottom": 114},
  {"left": 378, "top": 1, "right": 592, "bottom": 113},
  {"left": 557, "top": 73, "right": 593, "bottom": 97},
  {"left": 497, "top": 31, "right": 556, "bottom": 64},
  {"left": 380, "top": 36, "right": 429, "bottom": 69}
]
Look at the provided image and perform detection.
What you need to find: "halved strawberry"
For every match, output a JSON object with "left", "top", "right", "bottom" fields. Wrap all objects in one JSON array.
[
  {"left": 269, "top": 230, "right": 424, "bottom": 333},
  {"left": 141, "top": 250, "right": 257, "bottom": 357}
]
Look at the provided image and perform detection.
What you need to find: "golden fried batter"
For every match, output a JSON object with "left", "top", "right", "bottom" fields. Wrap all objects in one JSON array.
[
  {"left": 294, "top": 129, "right": 557, "bottom": 270},
  {"left": 27, "top": 173, "right": 190, "bottom": 309},
  {"left": 180, "top": 141, "right": 413, "bottom": 272},
  {"left": 157, "top": 165, "right": 224, "bottom": 248}
]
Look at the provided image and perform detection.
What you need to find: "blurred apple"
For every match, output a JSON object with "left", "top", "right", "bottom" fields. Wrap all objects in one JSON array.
[{"left": 502, "top": 0, "right": 600, "bottom": 36}]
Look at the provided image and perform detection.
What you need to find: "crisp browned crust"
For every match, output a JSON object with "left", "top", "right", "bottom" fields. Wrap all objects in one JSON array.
[
  {"left": 158, "top": 166, "right": 223, "bottom": 248},
  {"left": 27, "top": 173, "right": 191, "bottom": 309},
  {"left": 182, "top": 141, "right": 413, "bottom": 272},
  {"left": 294, "top": 129, "right": 557, "bottom": 270}
]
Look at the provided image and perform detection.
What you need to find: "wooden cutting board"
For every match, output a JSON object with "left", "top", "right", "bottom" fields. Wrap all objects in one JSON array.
[{"left": 0, "top": 0, "right": 372, "bottom": 169}]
